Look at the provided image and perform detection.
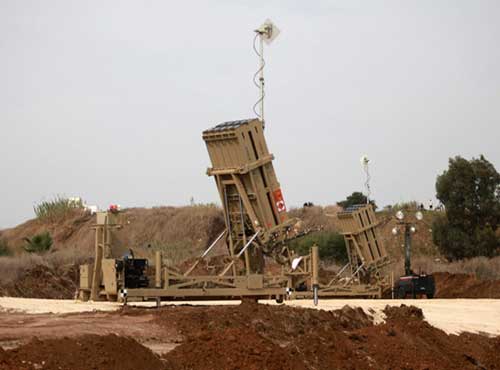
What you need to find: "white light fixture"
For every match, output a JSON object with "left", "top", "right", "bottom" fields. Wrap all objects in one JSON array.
[
  {"left": 410, "top": 226, "right": 417, "bottom": 233},
  {"left": 415, "top": 211, "right": 423, "bottom": 221},
  {"left": 396, "top": 210, "right": 404, "bottom": 220},
  {"left": 256, "top": 19, "right": 280, "bottom": 45},
  {"left": 360, "top": 155, "right": 370, "bottom": 166},
  {"left": 391, "top": 227, "right": 399, "bottom": 235}
]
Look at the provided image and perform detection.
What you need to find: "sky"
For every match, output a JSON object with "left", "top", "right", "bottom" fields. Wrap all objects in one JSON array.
[{"left": 1, "top": 0, "right": 499, "bottom": 228}]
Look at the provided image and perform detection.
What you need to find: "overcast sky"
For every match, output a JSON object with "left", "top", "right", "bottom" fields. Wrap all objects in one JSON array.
[{"left": 1, "top": 0, "right": 499, "bottom": 228}]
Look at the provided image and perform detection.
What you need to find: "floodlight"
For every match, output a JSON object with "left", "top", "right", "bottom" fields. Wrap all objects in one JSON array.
[
  {"left": 256, "top": 19, "right": 280, "bottom": 45},
  {"left": 416, "top": 211, "right": 423, "bottom": 221},
  {"left": 396, "top": 210, "right": 404, "bottom": 220},
  {"left": 410, "top": 226, "right": 417, "bottom": 233},
  {"left": 391, "top": 227, "right": 399, "bottom": 236}
]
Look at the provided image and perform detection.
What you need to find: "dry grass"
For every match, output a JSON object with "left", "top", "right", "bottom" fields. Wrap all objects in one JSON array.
[
  {"left": 0, "top": 254, "right": 46, "bottom": 284},
  {"left": 390, "top": 255, "right": 500, "bottom": 280},
  {"left": 114, "top": 205, "right": 226, "bottom": 261},
  {"left": 34, "top": 196, "right": 85, "bottom": 223},
  {"left": 43, "top": 248, "right": 91, "bottom": 268},
  {"left": 0, "top": 238, "right": 11, "bottom": 256},
  {"left": 147, "top": 240, "right": 200, "bottom": 267},
  {"left": 0, "top": 248, "right": 89, "bottom": 285}
]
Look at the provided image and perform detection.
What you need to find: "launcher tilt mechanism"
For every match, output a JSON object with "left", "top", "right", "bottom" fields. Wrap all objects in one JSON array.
[{"left": 203, "top": 118, "right": 305, "bottom": 270}]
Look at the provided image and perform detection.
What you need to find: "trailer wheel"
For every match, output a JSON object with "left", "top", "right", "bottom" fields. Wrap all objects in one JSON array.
[
  {"left": 78, "top": 290, "right": 90, "bottom": 302},
  {"left": 397, "top": 287, "right": 407, "bottom": 299},
  {"left": 275, "top": 295, "right": 284, "bottom": 304}
]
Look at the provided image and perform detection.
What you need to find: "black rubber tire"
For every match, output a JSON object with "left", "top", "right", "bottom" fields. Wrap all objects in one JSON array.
[{"left": 397, "top": 287, "right": 407, "bottom": 299}]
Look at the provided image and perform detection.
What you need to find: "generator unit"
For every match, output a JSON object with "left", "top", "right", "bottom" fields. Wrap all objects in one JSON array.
[
  {"left": 117, "top": 258, "right": 150, "bottom": 289},
  {"left": 394, "top": 273, "right": 435, "bottom": 299}
]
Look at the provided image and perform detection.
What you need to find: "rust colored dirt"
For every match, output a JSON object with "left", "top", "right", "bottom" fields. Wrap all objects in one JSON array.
[
  {"left": 1, "top": 303, "right": 500, "bottom": 370},
  {"left": 434, "top": 272, "right": 500, "bottom": 298},
  {"left": 147, "top": 301, "right": 500, "bottom": 370},
  {"left": 163, "top": 327, "right": 306, "bottom": 370},
  {"left": 0, "top": 334, "right": 164, "bottom": 370}
]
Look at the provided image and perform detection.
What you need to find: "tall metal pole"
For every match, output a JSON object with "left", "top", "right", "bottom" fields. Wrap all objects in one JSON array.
[
  {"left": 259, "top": 33, "right": 265, "bottom": 126},
  {"left": 311, "top": 245, "right": 319, "bottom": 306},
  {"left": 404, "top": 224, "right": 412, "bottom": 276}
]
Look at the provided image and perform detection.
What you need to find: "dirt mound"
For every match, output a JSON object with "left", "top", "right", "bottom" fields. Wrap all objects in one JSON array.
[
  {"left": 153, "top": 300, "right": 373, "bottom": 341},
  {"left": 351, "top": 305, "right": 500, "bottom": 370},
  {"left": 384, "top": 304, "right": 424, "bottom": 320},
  {"left": 1, "top": 302, "right": 500, "bottom": 370},
  {"left": 154, "top": 301, "right": 373, "bottom": 370},
  {"left": 0, "top": 334, "right": 164, "bottom": 370},
  {"left": 144, "top": 302, "right": 500, "bottom": 370},
  {"left": 434, "top": 272, "right": 500, "bottom": 298},
  {"left": 163, "top": 327, "right": 306, "bottom": 370},
  {"left": 0, "top": 264, "right": 77, "bottom": 299}
]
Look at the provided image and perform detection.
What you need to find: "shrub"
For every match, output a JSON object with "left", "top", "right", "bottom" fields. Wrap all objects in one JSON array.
[
  {"left": 289, "top": 231, "right": 348, "bottom": 263},
  {"left": 24, "top": 232, "right": 53, "bottom": 254},
  {"left": 337, "top": 191, "right": 376, "bottom": 210},
  {"left": 34, "top": 196, "right": 84, "bottom": 223},
  {"left": 0, "top": 238, "right": 11, "bottom": 256}
]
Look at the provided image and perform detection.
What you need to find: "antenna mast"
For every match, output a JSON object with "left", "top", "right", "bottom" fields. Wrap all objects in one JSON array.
[
  {"left": 253, "top": 19, "right": 280, "bottom": 128},
  {"left": 360, "top": 155, "right": 371, "bottom": 204}
]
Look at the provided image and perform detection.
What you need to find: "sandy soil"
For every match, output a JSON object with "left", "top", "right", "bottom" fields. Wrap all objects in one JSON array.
[{"left": 1, "top": 297, "right": 499, "bottom": 336}]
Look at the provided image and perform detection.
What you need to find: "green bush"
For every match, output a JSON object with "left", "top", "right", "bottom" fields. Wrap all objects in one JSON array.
[
  {"left": 34, "top": 196, "right": 84, "bottom": 223},
  {"left": 337, "top": 191, "right": 377, "bottom": 210},
  {"left": 24, "top": 232, "right": 53, "bottom": 254},
  {"left": 289, "top": 231, "right": 348, "bottom": 263},
  {"left": 0, "top": 238, "right": 11, "bottom": 256}
]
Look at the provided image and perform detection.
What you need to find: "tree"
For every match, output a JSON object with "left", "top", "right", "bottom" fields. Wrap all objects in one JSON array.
[
  {"left": 337, "top": 191, "right": 376, "bottom": 209},
  {"left": 433, "top": 155, "right": 500, "bottom": 259}
]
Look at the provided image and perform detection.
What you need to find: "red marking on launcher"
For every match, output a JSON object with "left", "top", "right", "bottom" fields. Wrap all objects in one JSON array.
[{"left": 273, "top": 189, "right": 287, "bottom": 213}]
